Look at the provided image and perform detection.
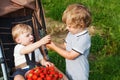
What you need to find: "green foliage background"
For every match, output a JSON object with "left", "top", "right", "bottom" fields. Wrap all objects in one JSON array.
[{"left": 42, "top": 0, "right": 120, "bottom": 80}]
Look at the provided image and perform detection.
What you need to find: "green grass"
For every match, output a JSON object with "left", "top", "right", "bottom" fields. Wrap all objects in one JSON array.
[
  {"left": 90, "top": 34, "right": 106, "bottom": 55},
  {"left": 42, "top": 0, "right": 120, "bottom": 80},
  {"left": 89, "top": 55, "right": 120, "bottom": 80}
]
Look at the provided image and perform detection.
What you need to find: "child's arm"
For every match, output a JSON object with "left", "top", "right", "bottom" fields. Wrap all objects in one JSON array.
[
  {"left": 20, "top": 35, "right": 51, "bottom": 54},
  {"left": 53, "top": 42, "right": 66, "bottom": 50},
  {"left": 46, "top": 42, "right": 80, "bottom": 60}
]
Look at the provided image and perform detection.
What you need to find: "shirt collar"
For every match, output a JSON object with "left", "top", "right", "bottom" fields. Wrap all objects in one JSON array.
[{"left": 74, "top": 29, "right": 88, "bottom": 37}]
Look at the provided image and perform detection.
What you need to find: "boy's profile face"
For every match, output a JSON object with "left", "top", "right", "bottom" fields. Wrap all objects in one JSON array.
[
  {"left": 17, "top": 31, "right": 34, "bottom": 46},
  {"left": 66, "top": 19, "right": 81, "bottom": 34}
]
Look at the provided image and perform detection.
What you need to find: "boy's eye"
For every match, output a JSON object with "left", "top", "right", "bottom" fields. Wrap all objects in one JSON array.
[
  {"left": 26, "top": 33, "right": 31, "bottom": 37},
  {"left": 26, "top": 34, "right": 29, "bottom": 37}
]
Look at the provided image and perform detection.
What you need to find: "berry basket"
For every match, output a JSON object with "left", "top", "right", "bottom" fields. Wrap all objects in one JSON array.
[{"left": 25, "top": 66, "right": 68, "bottom": 80}]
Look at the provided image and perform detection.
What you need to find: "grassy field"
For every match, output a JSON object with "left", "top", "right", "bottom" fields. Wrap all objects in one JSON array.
[{"left": 42, "top": 0, "right": 120, "bottom": 80}]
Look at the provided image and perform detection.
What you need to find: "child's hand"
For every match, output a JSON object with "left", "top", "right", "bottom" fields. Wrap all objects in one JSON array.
[
  {"left": 46, "top": 41, "right": 56, "bottom": 50},
  {"left": 40, "top": 35, "right": 51, "bottom": 45},
  {"left": 44, "top": 61, "right": 54, "bottom": 67},
  {"left": 41, "top": 58, "right": 54, "bottom": 67}
]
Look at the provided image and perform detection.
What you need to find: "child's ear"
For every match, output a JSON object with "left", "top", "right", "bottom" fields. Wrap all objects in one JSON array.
[{"left": 15, "top": 37, "right": 21, "bottom": 43}]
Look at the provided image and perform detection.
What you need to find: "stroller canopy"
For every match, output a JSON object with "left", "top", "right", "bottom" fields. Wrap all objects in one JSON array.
[{"left": 0, "top": 0, "right": 35, "bottom": 16}]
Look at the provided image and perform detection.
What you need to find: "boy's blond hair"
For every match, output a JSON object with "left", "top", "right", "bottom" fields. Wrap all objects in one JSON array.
[
  {"left": 12, "top": 24, "right": 32, "bottom": 43},
  {"left": 62, "top": 3, "right": 91, "bottom": 28}
]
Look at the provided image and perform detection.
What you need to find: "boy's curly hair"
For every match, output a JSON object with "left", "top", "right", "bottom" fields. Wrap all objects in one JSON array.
[{"left": 62, "top": 3, "right": 92, "bottom": 28}]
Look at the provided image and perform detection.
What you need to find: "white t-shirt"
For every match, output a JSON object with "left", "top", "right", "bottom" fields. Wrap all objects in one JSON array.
[
  {"left": 14, "top": 44, "right": 43, "bottom": 67},
  {"left": 65, "top": 29, "right": 91, "bottom": 80}
]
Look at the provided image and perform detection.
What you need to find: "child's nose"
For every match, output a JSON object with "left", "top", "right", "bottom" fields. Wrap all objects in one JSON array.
[{"left": 66, "top": 26, "right": 69, "bottom": 30}]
